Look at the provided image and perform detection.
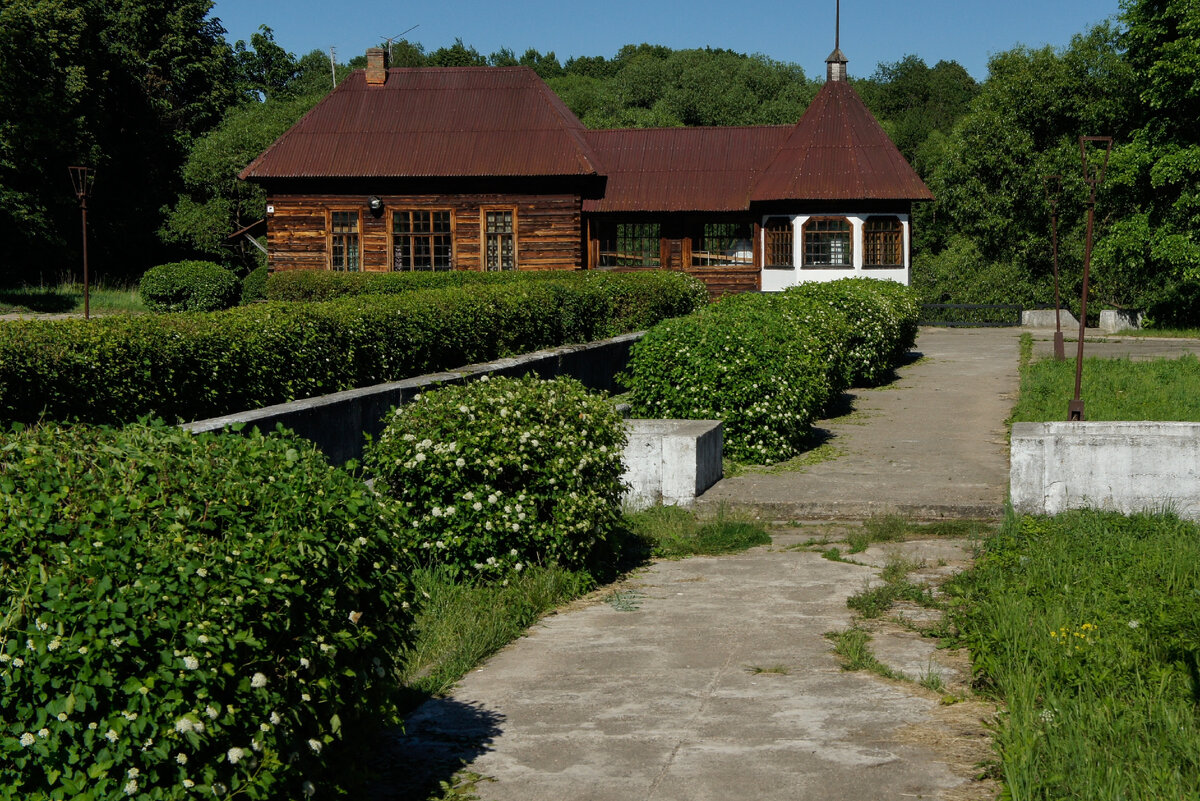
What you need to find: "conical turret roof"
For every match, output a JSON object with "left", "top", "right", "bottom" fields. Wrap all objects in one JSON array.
[{"left": 749, "top": 79, "right": 933, "bottom": 202}]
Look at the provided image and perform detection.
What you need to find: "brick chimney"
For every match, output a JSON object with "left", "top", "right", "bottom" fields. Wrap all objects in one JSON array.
[{"left": 366, "top": 47, "right": 388, "bottom": 85}]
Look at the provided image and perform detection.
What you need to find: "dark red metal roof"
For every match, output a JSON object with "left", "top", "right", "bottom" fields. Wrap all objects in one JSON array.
[
  {"left": 750, "top": 80, "right": 933, "bottom": 202},
  {"left": 582, "top": 126, "right": 791, "bottom": 213},
  {"left": 239, "top": 67, "right": 603, "bottom": 180}
]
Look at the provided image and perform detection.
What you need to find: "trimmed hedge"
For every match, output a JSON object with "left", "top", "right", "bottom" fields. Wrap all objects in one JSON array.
[
  {"left": 240, "top": 266, "right": 268, "bottom": 304},
  {"left": 0, "top": 271, "right": 706, "bottom": 425},
  {"left": 0, "top": 421, "right": 412, "bottom": 799},
  {"left": 625, "top": 299, "right": 832, "bottom": 462},
  {"left": 265, "top": 267, "right": 582, "bottom": 302},
  {"left": 139, "top": 261, "right": 241, "bottom": 313},
  {"left": 364, "top": 375, "right": 627, "bottom": 579},
  {"left": 625, "top": 278, "right": 920, "bottom": 463}
]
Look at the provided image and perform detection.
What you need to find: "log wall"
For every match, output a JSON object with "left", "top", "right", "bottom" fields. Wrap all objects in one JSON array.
[{"left": 266, "top": 192, "right": 583, "bottom": 273}]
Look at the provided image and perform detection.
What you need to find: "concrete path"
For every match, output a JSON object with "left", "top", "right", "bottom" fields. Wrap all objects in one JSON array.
[
  {"left": 380, "top": 328, "right": 1026, "bottom": 800},
  {"left": 699, "top": 327, "right": 1022, "bottom": 520},
  {"left": 384, "top": 529, "right": 994, "bottom": 801}
]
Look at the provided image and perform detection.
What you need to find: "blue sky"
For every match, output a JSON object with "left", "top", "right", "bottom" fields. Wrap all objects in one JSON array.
[{"left": 209, "top": 0, "right": 1125, "bottom": 82}]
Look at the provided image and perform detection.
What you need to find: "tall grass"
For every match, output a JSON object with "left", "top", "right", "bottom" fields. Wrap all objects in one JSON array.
[
  {"left": 1010, "top": 353, "right": 1200, "bottom": 422},
  {"left": 0, "top": 281, "right": 145, "bottom": 315},
  {"left": 948, "top": 511, "right": 1200, "bottom": 799}
]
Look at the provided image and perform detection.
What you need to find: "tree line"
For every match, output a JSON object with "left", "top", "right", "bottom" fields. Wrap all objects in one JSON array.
[{"left": 1, "top": 0, "right": 1196, "bottom": 320}]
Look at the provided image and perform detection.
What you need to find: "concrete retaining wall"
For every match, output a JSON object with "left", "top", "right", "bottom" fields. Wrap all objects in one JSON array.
[
  {"left": 622, "top": 419, "right": 723, "bottom": 510},
  {"left": 1011, "top": 421, "right": 1200, "bottom": 519},
  {"left": 1021, "top": 309, "right": 1080, "bottom": 329},
  {"left": 184, "top": 333, "right": 641, "bottom": 465}
]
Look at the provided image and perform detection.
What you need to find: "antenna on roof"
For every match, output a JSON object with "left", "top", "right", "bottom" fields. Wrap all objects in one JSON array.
[{"left": 383, "top": 24, "right": 420, "bottom": 49}]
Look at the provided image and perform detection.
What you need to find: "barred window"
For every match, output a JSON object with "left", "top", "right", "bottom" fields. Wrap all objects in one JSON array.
[
  {"left": 597, "top": 222, "right": 661, "bottom": 268},
  {"left": 330, "top": 210, "right": 360, "bottom": 272},
  {"left": 692, "top": 222, "right": 752, "bottom": 267},
  {"left": 484, "top": 209, "right": 515, "bottom": 271},
  {"left": 393, "top": 210, "right": 452, "bottom": 271},
  {"left": 802, "top": 217, "right": 852, "bottom": 268},
  {"left": 863, "top": 216, "right": 903, "bottom": 268},
  {"left": 763, "top": 217, "right": 794, "bottom": 269}
]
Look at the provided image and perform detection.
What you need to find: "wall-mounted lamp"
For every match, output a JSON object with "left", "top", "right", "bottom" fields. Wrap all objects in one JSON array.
[{"left": 368, "top": 196, "right": 384, "bottom": 216}]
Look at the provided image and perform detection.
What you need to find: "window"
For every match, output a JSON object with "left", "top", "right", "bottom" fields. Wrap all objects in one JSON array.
[
  {"left": 329, "top": 210, "right": 360, "bottom": 272},
  {"left": 863, "top": 216, "right": 903, "bottom": 269},
  {"left": 393, "top": 210, "right": 452, "bottom": 271},
  {"left": 802, "top": 217, "right": 852, "bottom": 268},
  {"left": 597, "top": 222, "right": 661, "bottom": 268},
  {"left": 483, "top": 209, "right": 516, "bottom": 271},
  {"left": 763, "top": 217, "right": 794, "bottom": 269},
  {"left": 692, "top": 222, "right": 752, "bottom": 267}
]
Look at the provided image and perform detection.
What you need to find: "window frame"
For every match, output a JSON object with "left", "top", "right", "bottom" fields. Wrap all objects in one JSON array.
[
  {"left": 801, "top": 216, "right": 853, "bottom": 269},
  {"left": 862, "top": 216, "right": 904, "bottom": 269},
  {"left": 327, "top": 207, "right": 363, "bottom": 272},
  {"left": 389, "top": 208, "right": 455, "bottom": 272},
  {"left": 596, "top": 221, "right": 662, "bottom": 269},
  {"left": 691, "top": 221, "right": 753, "bottom": 268},
  {"left": 481, "top": 207, "right": 518, "bottom": 272},
  {"left": 762, "top": 217, "right": 795, "bottom": 270}
]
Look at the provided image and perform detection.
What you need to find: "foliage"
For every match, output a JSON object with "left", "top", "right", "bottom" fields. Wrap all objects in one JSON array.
[
  {"left": 365, "top": 376, "right": 627, "bottom": 579},
  {"left": 782, "top": 278, "right": 920, "bottom": 386},
  {"left": 625, "top": 279, "right": 918, "bottom": 463},
  {"left": 1011, "top": 353, "right": 1200, "bottom": 422},
  {"left": 624, "top": 295, "right": 832, "bottom": 463},
  {"left": 948, "top": 510, "right": 1200, "bottom": 799},
  {"left": 0, "top": 420, "right": 413, "bottom": 800},
  {"left": 0, "top": 0, "right": 240, "bottom": 283},
  {"left": 0, "top": 275, "right": 698, "bottom": 425},
  {"left": 240, "top": 266, "right": 268, "bottom": 304},
  {"left": 138, "top": 260, "right": 241, "bottom": 313},
  {"left": 264, "top": 268, "right": 709, "bottom": 335}
]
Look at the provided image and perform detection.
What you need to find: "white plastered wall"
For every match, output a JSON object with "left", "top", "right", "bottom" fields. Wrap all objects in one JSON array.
[{"left": 760, "top": 213, "right": 910, "bottom": 292}]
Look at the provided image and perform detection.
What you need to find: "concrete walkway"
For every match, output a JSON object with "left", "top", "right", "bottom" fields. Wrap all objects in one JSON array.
[
  {"left": 700, "top": 327, "right": 1021, "bottom": 520},
  {"left": 380, "top": 328, "right": 1024, "bottom": 800}
]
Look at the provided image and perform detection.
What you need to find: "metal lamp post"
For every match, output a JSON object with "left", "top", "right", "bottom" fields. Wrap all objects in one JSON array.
[
  {"left": 1068, "top": 136, "right": 1113, "bottom": 422},
  {"left": 1043, "top": 175, "right": 1065, "bottom": 361},
  {"left": 69, "top": 166, "right": 96, "bottom": 319}
]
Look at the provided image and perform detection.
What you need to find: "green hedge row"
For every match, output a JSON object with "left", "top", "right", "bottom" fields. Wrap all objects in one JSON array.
[
  {"left": 624, "top": 278, "right": 920, "bottom": 463},
  {"left": 0, "top": 271, "right": 707, "bottom": 425},
  {"left": 266, "top": 267, "right": 597, "bottom": 302},
  {"left": 0, "top": 421, "right": 412, "bottom": 799}
]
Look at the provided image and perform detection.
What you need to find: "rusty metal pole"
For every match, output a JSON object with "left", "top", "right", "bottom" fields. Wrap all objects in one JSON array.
[
  {"left": 69, "top": 166, "right": 95, "bottom": 320},
  {"left": 1043, "top": 175, "right": 1065, "bottom": 361},
  {"left": 1068, "top": 137, "right": 1113, "bottom": 422}
]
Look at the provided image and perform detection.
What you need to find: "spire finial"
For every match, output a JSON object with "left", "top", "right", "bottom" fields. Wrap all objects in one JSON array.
[{"left": 826, "top": 0, "right": 848, "bottom": 82}]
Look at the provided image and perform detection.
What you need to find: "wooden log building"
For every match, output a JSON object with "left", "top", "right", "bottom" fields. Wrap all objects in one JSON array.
[{"left": 241, "top": 45, "right": 932, "bottom": 298}]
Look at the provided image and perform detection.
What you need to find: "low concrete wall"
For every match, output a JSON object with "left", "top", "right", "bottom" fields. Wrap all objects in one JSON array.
[
  {"left": 1099, "top": 309, "right": 1144, "bottom": 333},
  {"left": 622, "top": 419, "right": 723, "bottom": 510},
  {"left": 184, "top": 333, "right": 641, "bottom": 465},
  {"left": 1011, "top": 421, "right": 1200, "bottom": 519},
  {"left": 1022, "top": 308, "right": 1080, "bottom": 329}
]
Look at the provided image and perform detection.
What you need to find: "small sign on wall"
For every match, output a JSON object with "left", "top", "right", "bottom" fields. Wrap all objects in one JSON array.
[{"left": 266, "top": 205, "right": 275, "bottom": 214}]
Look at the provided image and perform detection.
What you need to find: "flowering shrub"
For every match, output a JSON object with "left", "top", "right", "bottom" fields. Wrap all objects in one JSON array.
[
  {"left": 0, "top": 421, "right": 412, "bottom": 800},
  {"left": 624, "top": 304, "right": 832, "bottom": 463},
  {"left": 138, "top": 261, "right": 241, "bottom": 313},
  {"left": 365, "top": 376, "right": 627, "bottom": 578},
  {"left": 781, "top": 278, "right": 920, "bottom": 386}
]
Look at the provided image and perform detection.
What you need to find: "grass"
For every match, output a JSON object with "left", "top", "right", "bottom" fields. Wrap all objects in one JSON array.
[
  {"left": 624, "top": 504, "right": 771, "bottom": 558},
  {"left": 1011, "top": 350, "right": 1200, "bottom": 423},
  {"left": 0, "top": 280, "right": 146, "bottom": 315},
  {"left": 825, "top": 627, "right": 903, "bottom": 680},
  {"left": 845, "top": 514, "right": 991, "bottom": 554},
  {"left": 846, "top": 555, "right": 937, "bottom": 619},
  {"left": 947, "top": 509, "right": 1200, "bottom": 800},
  {"left": 1122, "top": 327, "right": 1200, "bottom": 339},
  {"left": 745, "top": 664, "right": 790, "bottom": 675}
]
